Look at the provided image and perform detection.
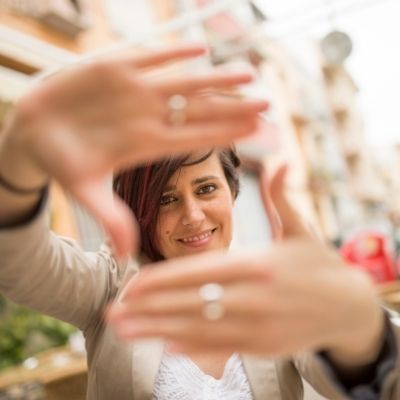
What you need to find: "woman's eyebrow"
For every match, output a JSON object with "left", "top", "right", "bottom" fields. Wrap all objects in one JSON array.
[
  {"left": 191, "top": 175, "right": 220, "bottom": 185},
  {"left": 163, "top": 175, "right": 220, "bottom": 192}
]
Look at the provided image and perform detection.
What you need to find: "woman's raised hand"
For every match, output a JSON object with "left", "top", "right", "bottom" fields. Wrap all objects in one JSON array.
[{"left": 0, "top": 44, "right": 267, "bottom": 256}]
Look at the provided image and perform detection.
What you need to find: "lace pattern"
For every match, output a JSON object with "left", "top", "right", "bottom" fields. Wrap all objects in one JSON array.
[{"left": 153, "top": 352, "right": 254, "bottom": 400}]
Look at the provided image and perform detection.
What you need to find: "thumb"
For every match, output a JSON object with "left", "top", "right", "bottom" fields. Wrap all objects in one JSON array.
[
  {"left": 71, "top": 178, "right": 139, "bottom": 259},
  {"left": 268, "top": 164, "right": 311, "bottom": 239}
]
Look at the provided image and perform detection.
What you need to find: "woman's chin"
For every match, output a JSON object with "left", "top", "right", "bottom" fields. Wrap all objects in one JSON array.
[{"left": 176, "top": 244, "right": 214, "bottom": 257}]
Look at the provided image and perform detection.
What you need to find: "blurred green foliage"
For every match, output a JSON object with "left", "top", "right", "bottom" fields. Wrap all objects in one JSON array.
[{"left": 0, "top": 295, "right": 76, "bottom": 370}]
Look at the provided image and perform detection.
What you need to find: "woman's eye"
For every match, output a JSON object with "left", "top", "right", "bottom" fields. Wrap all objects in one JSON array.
[
  {"left": 198, "top": 184, "right": 216, "bottom": 195},
  {"left": 160, "top": 194, "right": 177, "bottom": 206}
]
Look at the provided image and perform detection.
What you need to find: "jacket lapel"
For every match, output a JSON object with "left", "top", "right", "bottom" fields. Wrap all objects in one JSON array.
[
  {"left": 242, "top": 354, "right": 282, "bottom": 400},
  {"left": 131, "top": 339, "right": 164, "bottom": 400},
  {"left": 116, "top": 258, "right": 165, "bottom": 399}
]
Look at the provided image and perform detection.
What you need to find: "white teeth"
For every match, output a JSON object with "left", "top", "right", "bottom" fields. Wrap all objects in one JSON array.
[{"left": 181, "top": 230, "right": 213, "bottom": 243}]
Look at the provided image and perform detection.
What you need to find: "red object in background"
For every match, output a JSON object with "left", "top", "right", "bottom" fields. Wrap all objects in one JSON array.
[{"left": 340, "top": 232, "right": 397, "bottom": 284}]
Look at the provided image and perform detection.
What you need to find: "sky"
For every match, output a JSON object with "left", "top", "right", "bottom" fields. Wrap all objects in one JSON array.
[{"left": 255, "top": 0, "right": 400, "bottom": 147}]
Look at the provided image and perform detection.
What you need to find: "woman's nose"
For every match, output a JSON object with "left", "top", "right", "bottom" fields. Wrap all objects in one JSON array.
[{"left": 181, "top": 199, "right": 205, "bottom": 227}]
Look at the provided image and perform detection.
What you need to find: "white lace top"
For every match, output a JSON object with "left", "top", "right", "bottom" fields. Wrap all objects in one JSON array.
[{"left": 153, "top": 352, "right": 254, "bottom": 400}]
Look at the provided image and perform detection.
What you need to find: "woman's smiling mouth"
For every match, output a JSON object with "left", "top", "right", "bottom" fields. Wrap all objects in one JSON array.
[{"left": 177, "top": 229, "right": 216, "bottom": 247}]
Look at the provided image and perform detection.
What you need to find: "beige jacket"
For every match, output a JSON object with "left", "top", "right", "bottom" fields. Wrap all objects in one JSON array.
[{"left": 0, "top": 208, "right": 399, "bottom": 400}]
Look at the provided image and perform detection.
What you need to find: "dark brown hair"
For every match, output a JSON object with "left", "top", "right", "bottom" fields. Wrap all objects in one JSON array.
[{"left": 113, "top": 148, "right": 241, "bottom": 261}]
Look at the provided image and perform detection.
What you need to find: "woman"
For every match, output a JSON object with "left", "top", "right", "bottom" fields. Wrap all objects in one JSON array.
[{"left": 0, "top": 43, "right": 397, "bottom": 400}]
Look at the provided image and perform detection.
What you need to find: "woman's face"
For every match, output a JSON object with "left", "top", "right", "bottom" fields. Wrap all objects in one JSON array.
[{"left": 155, "top": 152, "right": 234, "bottom": 259}]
